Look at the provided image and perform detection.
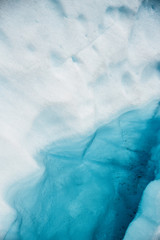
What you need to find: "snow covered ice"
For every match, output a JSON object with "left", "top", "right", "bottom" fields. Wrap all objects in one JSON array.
[{"left": 0, "top": 0, "right": 160, "bottom": 239}]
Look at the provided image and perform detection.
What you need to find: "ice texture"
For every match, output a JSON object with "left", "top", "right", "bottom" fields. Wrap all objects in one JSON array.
[
  {"left": 3, "top": 101, "right": 160, "bottom": 240},
  {"left": 0, "top": 0, "right": 160, "bottom": 239}
]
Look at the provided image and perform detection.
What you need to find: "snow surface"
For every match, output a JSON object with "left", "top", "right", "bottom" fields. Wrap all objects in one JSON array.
[{"left": 0, "top": 0, "right": 160, "bottom": 239}]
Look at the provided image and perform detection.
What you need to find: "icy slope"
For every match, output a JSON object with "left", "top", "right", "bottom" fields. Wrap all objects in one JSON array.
[
  {"left": 4, "top": 101, "right": 160, "bottom": 240},
  {"left": 0, "top": 0, "right": 160, "bottom": 239}
]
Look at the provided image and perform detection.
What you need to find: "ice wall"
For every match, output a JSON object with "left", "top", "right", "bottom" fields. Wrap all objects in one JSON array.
[
  {"left": 3, "top": 101, "right": 160, "bottom": 240},
  {"left": 0, "top": 0, "right": 160, "bottom": 239}
]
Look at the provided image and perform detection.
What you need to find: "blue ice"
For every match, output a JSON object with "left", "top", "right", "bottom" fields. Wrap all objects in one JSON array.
[
  {"left": 4, "top": 101, "right": 160, "bottom": 240},
  {"left": 1, "top": 0, "right": 160, "bottom": 239}
]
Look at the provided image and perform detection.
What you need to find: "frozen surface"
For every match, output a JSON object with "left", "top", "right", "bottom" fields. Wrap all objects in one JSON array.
[
  {"left": 3, "top": 102, "right": 160, "bottom": 240},
  {"left": 0, "top": 0, "right": 160, "bottom": 239}
]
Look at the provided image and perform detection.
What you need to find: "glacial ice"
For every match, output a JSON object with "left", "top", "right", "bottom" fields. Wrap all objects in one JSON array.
[{"left": 0, "top": 0, "right": 160, "bottom": 239}]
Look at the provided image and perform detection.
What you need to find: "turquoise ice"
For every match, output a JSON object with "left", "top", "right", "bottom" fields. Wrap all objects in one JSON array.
[
  {"left": 4, "top": 101, "right": 160, "bottom": 240},
  {"left": 0, "top": 0, "right": 160, "bottom": 239}
]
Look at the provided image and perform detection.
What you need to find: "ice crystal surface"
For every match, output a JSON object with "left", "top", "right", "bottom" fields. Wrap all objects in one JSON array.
[{"left": 0, "top": 0, "right": 160, "bottom": 239}]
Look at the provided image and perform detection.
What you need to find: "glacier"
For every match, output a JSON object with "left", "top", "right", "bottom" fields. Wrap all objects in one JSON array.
[{"left": 0, "top": 0, "right": 160, "bottom": 239}]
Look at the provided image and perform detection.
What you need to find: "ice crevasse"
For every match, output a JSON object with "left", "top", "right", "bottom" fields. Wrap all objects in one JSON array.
[{"left": 0, "top": 0, "right": 160, "bottom": 239}]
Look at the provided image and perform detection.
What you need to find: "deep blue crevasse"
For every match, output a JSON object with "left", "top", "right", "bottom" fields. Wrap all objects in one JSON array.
[{"left": 4, "top": 101, "right": 160, "bottom": 240}]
